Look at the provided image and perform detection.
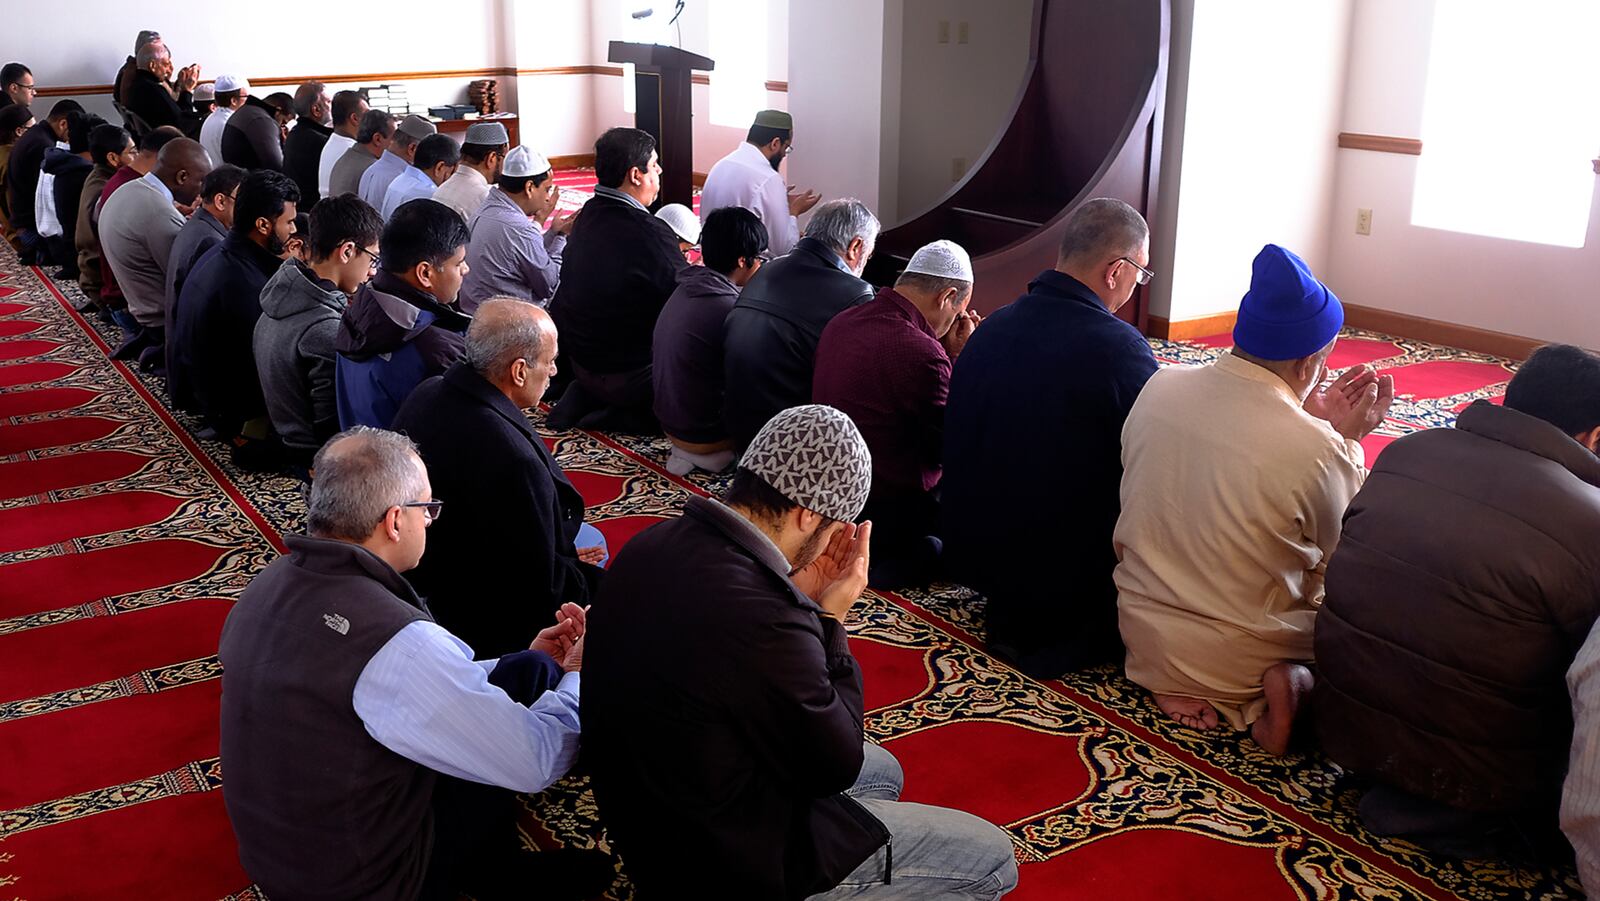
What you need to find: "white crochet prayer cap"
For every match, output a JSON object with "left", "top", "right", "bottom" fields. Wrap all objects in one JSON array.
[
  {"left": 502, "top": 146, "right": 551, "bottom": 178},
  {"left": 214, "top": 74, "right": 249, "bottom": 93},
  {"left": 902, "top": 239, "right": 973, "bottom": 282},
  {"left": 655, "top": 203, "right": 700, "bottom": 244}
]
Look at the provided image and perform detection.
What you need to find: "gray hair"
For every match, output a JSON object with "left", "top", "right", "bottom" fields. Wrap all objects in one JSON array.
[
  {"left": 803, "top": 198, "right": 880, "bottom": 257},
  {"left": 294, "top": 81, "right": 327, "bottom": 117},
  {"left": 306, "top": 427, "right": 427, "bottom": 541},
  {"left": 465, "top": 298, "right": 549, "bottom": 379},
  {"left": 895, "top": 271, "right": 972, "bottom": 302},
  {"left": 1057, "top": 197, "right": 1148, "bottom": 266},
  {"left": 135, "top": 42, "right": 170, "bottom": 69},
  {"left": 134, "top": 30, "right": 161, "bottom": 52}
]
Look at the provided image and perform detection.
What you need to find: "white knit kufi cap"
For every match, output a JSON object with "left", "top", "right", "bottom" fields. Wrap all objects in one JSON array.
[
  {"left": 655, "top": 203, "right": 700, "bottom": 244},
  {"left": 740, "top": 405, "right": 873, "bottom": 523},
  {"left": 903, "top": 239, "right": 973, "bottom": 282},
  {"left": 213, "top": 74, "right": 249, "bottom": 93},
  {"left": 502, "top": 145, "right": 551, "bottom": 178}
]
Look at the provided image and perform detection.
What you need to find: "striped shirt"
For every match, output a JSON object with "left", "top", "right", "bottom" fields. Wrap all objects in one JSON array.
[
  {"left": 1564, "top": 620, "right": 1600, "bottom": 893},
  {"left": 351, "top": 620, "right": 581, "bottom": 792}
]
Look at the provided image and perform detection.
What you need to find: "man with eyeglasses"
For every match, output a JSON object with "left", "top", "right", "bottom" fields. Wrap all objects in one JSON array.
[
  {"left": 219, "top": 426, "right": 615, "bottom": 901},
  {"left": 1117, "top": 243, "right": 1391, "bottom": 756},
  {"left": 0, "top": 63, "right": 36, "bottom": 112},
  {"left": 699, "top": 108, "right": 820, "bottom": 257},
  {"left": 394, "top": 300, "right": 608, "bottom": 659},
  {"left": 940, "top": 198, "right": 1160, "bottom": 679},
  {"left": 255, "top": 194, "right": 384, "bottom": 471}
]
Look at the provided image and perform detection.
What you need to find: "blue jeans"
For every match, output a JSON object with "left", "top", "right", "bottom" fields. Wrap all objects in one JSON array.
[{"left": 810, "top": 743, "right": 1019, "bottom": 900}]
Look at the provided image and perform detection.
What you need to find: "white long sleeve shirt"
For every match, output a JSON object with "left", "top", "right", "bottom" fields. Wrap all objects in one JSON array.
[{"left": 698, "top": 141, "right": 799, "bottom": 255}]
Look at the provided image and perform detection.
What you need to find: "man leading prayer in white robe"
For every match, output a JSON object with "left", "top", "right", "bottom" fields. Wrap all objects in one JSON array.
[{"left": 698, "top": 109, "right": 819, "bottom": 258}]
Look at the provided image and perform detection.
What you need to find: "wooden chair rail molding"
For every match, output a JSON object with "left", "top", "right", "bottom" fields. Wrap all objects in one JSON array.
[
  {"left": 1338, "top": 132, "right": 1423, "bottom": 155},
  {"left": 36, "top": 66, "right": 788, "bottom": 98}
]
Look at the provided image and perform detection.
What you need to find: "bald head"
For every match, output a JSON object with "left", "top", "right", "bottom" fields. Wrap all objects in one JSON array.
[
  {"left": 153, "top": 137, "right": 213, "bottom": 205},
  {"left": 466, "top": 299, "right": 558, "bottom": 406}
]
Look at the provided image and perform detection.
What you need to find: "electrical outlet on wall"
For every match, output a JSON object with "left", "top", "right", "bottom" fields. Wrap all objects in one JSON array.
[
  {"left": 938, "top": 20, "right": 950, "bottom": 43},
  {"left": 1356, "top": 208, "right": 1373, "bottom": 236},
  {"left": 958, "top": 21, "right": 970, "bottom": 44}
]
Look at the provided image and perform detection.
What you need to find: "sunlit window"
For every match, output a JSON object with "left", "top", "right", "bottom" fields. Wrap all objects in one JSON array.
[
  {"left": 1411, "top": 1, "right": 1600, "bottom": 248},
  {"left": 707, "top": 0, "right": 769, "bottom": 127}
]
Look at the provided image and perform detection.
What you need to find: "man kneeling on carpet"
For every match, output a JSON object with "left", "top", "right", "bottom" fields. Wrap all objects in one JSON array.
[
  {"left": 583, "top": 404, "right": 1019, "bottom": 899},
  {"left": 1114, "top": 244, "right": 1393, "bottom": 755},
  {"left": 218, "top": 427, "right": 613, "bottom": 900},
  {"left": 394, "top": 299, "right": 608, "bottom": 659},
  {"left": 1316, "top": 344, "right": 1600, "bottom": 861}
]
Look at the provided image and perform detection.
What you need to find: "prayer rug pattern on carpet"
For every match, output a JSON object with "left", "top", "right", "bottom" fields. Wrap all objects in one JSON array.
[{"left": 0, "top": 221, "right": 1573, "bottom": 899}]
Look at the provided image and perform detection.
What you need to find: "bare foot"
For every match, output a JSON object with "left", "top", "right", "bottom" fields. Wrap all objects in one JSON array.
[
  {"left": 1154, "top": 693, "right": 1220, "bottom": 730},
  {"left": 1250, "top": 663, "right": 1314, "bottom": 756}
]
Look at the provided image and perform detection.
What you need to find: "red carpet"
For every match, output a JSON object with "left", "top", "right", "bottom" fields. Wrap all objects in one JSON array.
[{"left": 0, "top": 191, "right": 1576, "bottom": 900}]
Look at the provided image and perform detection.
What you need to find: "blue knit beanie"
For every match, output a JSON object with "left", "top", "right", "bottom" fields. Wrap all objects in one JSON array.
[{"left": 1231, "top": 245, "right": 1344, "bottom": 361}]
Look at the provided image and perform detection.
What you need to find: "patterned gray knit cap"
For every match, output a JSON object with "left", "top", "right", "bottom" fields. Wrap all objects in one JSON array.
[{"left": 740, "top": 405, "right": 873, "bottom": 522}]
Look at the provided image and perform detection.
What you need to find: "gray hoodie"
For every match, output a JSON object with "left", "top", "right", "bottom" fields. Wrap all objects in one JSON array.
[{"left": 254, "top": 259, "right": 348, "bottom": 454}]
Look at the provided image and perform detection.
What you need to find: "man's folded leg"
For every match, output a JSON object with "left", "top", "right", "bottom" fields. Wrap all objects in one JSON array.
[{"left": 809, "top": 793, "right": 1019, "bottom": 900}]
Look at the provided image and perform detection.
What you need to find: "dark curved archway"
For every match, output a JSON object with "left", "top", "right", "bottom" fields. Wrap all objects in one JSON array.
[{"left": 865, "top": 0, "right": 1170, "bottom": 330}]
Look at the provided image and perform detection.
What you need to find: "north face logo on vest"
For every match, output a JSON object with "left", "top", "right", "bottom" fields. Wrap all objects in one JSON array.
[{"left": 323, "top": 613, "right": 350, "bottom": 635}]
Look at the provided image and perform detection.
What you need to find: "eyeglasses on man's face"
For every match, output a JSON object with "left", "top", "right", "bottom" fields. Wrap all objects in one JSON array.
[
  {"left": 1117, "top": 256, "right": 1155, "bottom": 286},
  {"left": 401, "top": 500, "right": 443, "bottom": 523},
  {"left": 352, "top": 245, "right": 380, "bottom": 271}
]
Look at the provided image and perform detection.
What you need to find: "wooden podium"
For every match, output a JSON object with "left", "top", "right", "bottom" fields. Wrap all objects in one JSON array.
[{"left": 607, "top": 42, "right": 713, "bottom": 208}]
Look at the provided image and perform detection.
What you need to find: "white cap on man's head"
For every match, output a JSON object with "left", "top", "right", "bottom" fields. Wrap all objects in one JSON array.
[
  {"left": 214, "top": 74, "right": 249, "bottom": 93},
  {"left": 655, "top": 203, "right": 700, "bottom": 245},
  {"left": 192, "top": 84, "right": 215, "bottom": 102},
  {"left": 902, "top": 239, "right": 973, "bottom": 282},
  {"left": 502, "top": 145, "right": 551, "bottom": 178}
]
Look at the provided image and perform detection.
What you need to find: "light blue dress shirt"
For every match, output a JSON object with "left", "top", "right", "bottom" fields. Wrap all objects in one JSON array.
[
  {"left": 350, "top": 619, "right": 582, "bottom": 792},
  {"left": 381, "top": 166, "right": 439, "bottom": 221},
  {"left": 141, "top": 171, "right": 175, "bottom": 205},
  {"left": 358, "top": 148, "right": 409, "bottom": 213}
]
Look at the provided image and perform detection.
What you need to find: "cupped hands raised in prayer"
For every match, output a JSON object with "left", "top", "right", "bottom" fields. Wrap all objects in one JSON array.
[
  {"left": 529, "top": 601, "right": 588, "bottom": 672},
  {"left": 1304, "top": 363, "right": 1396, "bottom": 441},
  {"left": 789, "top": 520, "right": 872, "bottom": 620}
]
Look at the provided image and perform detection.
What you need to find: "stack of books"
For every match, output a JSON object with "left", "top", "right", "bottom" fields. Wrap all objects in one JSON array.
[
  {"left": 468, "top": 79, "right": 499, "bottom": 115},
  {"left": 361, "top": 84, "right": 412, "bottom": 117}
]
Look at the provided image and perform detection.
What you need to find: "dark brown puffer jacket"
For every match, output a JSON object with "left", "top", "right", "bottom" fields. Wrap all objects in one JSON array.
[{"left": 1315, "top": 400, "right": 1600, "bottom": 817}]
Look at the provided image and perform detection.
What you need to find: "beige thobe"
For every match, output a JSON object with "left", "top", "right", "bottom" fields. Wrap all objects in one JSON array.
[{"left": 1114, "top": 353, "right": 1367, "bottom": 730}]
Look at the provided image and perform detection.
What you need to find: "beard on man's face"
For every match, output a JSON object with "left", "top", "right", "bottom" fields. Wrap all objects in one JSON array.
[{"left": 790, "top": 519, "right": 834, "bottom": 574}]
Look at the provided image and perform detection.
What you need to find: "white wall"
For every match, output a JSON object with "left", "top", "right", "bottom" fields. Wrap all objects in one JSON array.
[
  {"left": 1150, "top": 0, "right": 1353, "bottom": 322},
  {"left": 581, "top": 0, "right": 790, "bottom": 170},
  {"left": 890, "top": 0, "right": 1032, "bottom": 225},
  {"left": 1323, "top": 0, "right": 1600, "bottom": 348},
  {"left": 11, "top": 0, "right": 520, "bottom": 125},
  {"left": 787, "top": 0, "right": 889, "bottom": 213}
]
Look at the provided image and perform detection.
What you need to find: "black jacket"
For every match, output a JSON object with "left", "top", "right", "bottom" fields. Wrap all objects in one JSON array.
[
  {"left": 174, "top": 233, "right": 283, "bottom": 430},
  {"left": 283, "top": 116, "right": 332, "bottom": 208},
  {"left": 5, "top": 121, "right": 56, "bottom": 233},
  {"left": 223, "top": 96, "right": 284, "bottom": 171},
  {"left": 393, "top": 363, "right": 603, "bottom": 658},
  {"left": 549, "top": 190, "right": 685, "bottom": 374},
  {"left": 583, "top": 496, "right": 888, "bottom": 899},
  {"left": 1316, "top": 401, "right": 1600, "bottom": 818},
  {"left": 127, "top": 69, "right": 201, "bottom": 137},
  {"left": 722, "top": 237, "right": 873, "bottom": 447},
  {"left": 43, "top": 147, "right": 92, "bottom": 241},
  {"left": 940, "top": 270, "right": 1158, "bottom": 670}
]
